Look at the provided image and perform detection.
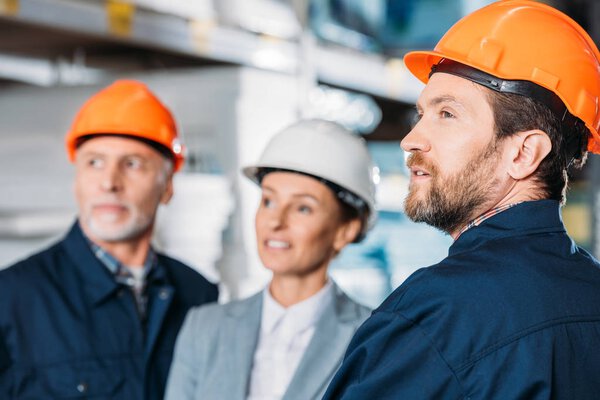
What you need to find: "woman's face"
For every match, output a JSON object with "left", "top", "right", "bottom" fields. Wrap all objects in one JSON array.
[{"left": 255, "top": 171, "right": 357, "bottom": 279}]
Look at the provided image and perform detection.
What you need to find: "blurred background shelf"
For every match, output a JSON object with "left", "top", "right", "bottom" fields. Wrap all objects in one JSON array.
[{"left": 0, "top": 0, "right": 422, "bottom": 103}]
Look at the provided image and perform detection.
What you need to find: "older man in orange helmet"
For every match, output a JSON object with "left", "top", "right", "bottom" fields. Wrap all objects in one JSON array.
[
  {"left": 324, "top": 1, "right": 600, "bottom": 399},
  {"left": 0, "top": 80, "right": 218, "bottom": 399}
]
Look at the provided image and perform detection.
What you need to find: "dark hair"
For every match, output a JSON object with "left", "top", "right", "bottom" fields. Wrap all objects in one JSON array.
[{"left": 486, "top": 91, "right": 589, "bottom": 204}]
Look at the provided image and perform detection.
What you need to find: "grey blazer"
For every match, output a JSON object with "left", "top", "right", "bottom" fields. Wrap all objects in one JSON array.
[{"left": 164, "top": 282, "right": 371, "bottom": 400}]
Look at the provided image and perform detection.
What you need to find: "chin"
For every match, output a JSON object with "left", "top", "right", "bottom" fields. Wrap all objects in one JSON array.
[
  {"left": 89, "top": 228, "right": 131, "bottom": 242},
  {"left": 264, "top": 263, "right": 297, "bottom": 278},
  {"left": 262, "top": 261, "right": 287, "bottom": 272},
  {"left": 86, "top": 218, "right": 146, "bottom": 243}
]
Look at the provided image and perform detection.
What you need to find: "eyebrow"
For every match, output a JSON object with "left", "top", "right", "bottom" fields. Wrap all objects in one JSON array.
[
  {"left": 261, "top": 186, "right": 321, "bottom": 203},
  {"left": 78, "top": 151, "right": 148, "bottom": 159},
  {"left": 416, "top": 94, "right": 463, "bottom": 111},
  {"left": 430, "top": 95, "right": 460, "bottom": 106}
]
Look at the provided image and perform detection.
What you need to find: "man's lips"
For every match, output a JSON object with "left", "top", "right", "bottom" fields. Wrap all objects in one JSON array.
[
  {"left": 92, "top": 203, "right": 128, "bottom": 213},
  {"left": 409, "top": 167, "right": 431, "bottom": 178},
  {"left": 406, "top": 153, "right": 434, "bottom": 179}
]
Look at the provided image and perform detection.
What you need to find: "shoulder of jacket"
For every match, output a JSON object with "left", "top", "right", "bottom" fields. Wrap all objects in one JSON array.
[
  {"left": 376, "top": 261, "right": 467, "bottom": 314},
  {"left": 1, "top": 239, "right": 65, "bottom": 279},
  {"left": 331, "top": 284, "right": 373, "bottom": 323},
  {"left": 156, "top": 253, "right": 217, "bottom": 288},
  {"left": 184, "top": 294, "right": 259, "bottom": 327}
]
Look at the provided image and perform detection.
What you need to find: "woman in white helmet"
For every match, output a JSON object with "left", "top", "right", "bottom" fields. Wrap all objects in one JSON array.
[{"left": 165, "top": 119, "right": 377, "bottom": 400}]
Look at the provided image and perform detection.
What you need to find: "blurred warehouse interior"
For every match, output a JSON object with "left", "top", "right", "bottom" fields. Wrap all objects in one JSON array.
[{"left": 0, "top": 0, "right": 599, "bottom": 307}]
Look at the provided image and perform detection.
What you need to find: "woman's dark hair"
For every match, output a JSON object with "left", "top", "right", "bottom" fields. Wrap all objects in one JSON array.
[{"left": 486, "top": 91, "right": 589, "bottom": 204}]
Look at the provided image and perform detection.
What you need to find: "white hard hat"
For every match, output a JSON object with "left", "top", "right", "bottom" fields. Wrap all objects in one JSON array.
[{"left": 243, "top": 119, "right": 378, "bottom": 241}]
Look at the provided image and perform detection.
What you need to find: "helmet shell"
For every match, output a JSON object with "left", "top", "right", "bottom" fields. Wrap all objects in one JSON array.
[
  {"left": 404, "top": 0, "right": 600, "bottom": 153},
  {"left": 243, "top": 119, "right": 378, "bottom": 236},
  {"left": 65, "top": 80, "right": 185, "bottom": 171}
]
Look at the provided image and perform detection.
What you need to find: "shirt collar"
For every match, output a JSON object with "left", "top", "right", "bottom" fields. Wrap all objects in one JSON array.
[
  {"left": 261, "top": 280, "right": 334, "bottom": 334},
  {"left": 455, "top": 202, "right": 523, "bottom": 240},
  {"left": 86, "top": 239, "right": 156, "bottom": 287}
]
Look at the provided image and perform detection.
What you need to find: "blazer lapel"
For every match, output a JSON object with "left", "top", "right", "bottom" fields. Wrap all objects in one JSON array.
[
  {"left": 283, "top": 284, "right": 362, "bottom": 400},
  {"left": 225, "top": 292, "right": 263, "bottom": 399}
]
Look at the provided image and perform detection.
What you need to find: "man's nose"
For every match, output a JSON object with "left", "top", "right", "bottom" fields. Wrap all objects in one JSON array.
[
  {"left": 100, "top": 164, "right": 123, "bottom": 192},
  {"left": 400, "top": 119, "right": 431, "bottom": 153}
]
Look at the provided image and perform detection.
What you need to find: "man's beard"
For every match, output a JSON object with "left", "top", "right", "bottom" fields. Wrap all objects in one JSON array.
[
  {"left": 84, "top": 201, "right": 154, "bottom": 243},
  {"left": 404, "top": 139, "right": 501, "bottom": 234}
]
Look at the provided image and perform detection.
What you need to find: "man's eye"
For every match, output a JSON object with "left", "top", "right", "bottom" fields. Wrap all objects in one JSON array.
[
  {"left": 125, "top": 159, "right": 143, "bottom": 169},
  {"left": 441, "top": 110, "right": 455, "bottom": 118},
  {"left": 410, "top": 111, "right": 422, "bottom": 128},
  {"left": 88, "top": 158, "right": 104, "bottom": 168}
]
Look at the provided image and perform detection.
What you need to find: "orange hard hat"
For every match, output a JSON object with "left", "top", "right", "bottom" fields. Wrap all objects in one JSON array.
[
  {"left": 404, "top": 0, "right": 600, "bottom": 154},
  {"left": 65, "top": 79, "right": 185, "bottom": 171}
]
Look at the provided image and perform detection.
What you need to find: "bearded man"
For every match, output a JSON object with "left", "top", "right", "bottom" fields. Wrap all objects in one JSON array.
[
  {"left": 0, "top": 80, "right": 218, "bottom": 399},
  {"left": 323, "top": 1, "right": 600, "bottom": 399}
]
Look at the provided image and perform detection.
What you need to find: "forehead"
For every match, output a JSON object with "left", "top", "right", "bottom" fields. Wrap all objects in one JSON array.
[
  {"left": 76, "top": 135, "right": 161, "bottom": 159},
  {"left": 261, "top": 171, "right": 333, "bottom": 198},
  {"left": 418, "top": 72, "right": 492, "bottom": 112}
]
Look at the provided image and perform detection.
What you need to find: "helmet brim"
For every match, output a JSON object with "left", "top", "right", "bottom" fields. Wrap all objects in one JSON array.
[{"left": 404, "top": 50, "right": 445, "bottom": 84}]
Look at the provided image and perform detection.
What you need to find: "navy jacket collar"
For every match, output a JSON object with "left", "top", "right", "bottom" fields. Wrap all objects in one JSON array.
[
  {"left": 62, "top": 221, "right": 122, "bottom": 305},
  {"left": 61, "top": 221, "right": 176, "bottom": 358},
  {"left": 61, "top": 221, "right": 171, "bottom": 305},
  {"left": 450, "top": 200, "right": 566, "bottom": 257}
]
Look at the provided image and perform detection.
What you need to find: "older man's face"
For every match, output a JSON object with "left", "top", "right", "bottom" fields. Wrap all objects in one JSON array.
[
  {"left": 74, "top": 136, "right": 173, "bottom": 244},
  {"left": 400, "top": 73, "right": 504, "bottom": 237}
]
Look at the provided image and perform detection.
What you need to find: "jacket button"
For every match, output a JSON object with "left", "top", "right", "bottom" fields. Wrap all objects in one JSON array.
[
  {"left": 159, "top": 289, "right": 170, "bottom": 300},
  {"left": 77, "top": 382, "right": 88, "bottom": 393}
]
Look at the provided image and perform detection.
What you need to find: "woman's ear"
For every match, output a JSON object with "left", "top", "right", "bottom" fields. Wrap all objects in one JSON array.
[
  {"left": 507, "top": 129, "right": 552, "bottom": 180},
  {"left": 333, "top": 218, "right": 362, "bottom": 252}
]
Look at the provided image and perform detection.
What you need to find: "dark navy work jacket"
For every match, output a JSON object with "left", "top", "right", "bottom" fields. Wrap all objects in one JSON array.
[
  {"left": 324, "top": 200, "right": 600, "bottom": 399},
  {"left": 0, "top": 222, "right": 218, "bottom": 399}
]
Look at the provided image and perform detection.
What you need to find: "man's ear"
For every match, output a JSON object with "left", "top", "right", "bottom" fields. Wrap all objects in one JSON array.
[
  {"left": 160, "top": 175, "right": 175, "bottom": 205},
  {"left": 507, "top": 130, "right": 552, "bottom": 180}
]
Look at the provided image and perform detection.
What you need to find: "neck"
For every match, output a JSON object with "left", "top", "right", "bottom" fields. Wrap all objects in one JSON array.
[
  {"left": 81, "top": 224, "right": 152, "bottom": 267},
  {"left": 450, "top": 181, "right": 544, "bottom": 239},
  {"left": 96, "top": 239, "right": 151, "bottom": 267},
  {"left": 269, "top": 270, "right": 328, "bottom": 308}
]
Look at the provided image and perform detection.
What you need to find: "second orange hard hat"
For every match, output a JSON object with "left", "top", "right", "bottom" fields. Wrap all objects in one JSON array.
[
  {"left": 65, "top": 80, "right": 185, "bottom": 171},
  {"left": 404, "top": 0, "right": 600, "bottom": 154}
]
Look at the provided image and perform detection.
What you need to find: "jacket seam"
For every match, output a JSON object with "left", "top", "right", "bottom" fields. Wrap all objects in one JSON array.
[
  {"left": 380, "top": 310, "right": 470, "bottom": 398},
  {"left": 455, "top": 315, "right": 600, "bottom": 372}
]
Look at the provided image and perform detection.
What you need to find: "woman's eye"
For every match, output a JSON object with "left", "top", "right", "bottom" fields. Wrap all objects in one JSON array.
[
  {"left": 298, "top": 205, "right": 312, "bottom": 214},
  {"left": 262, "top": 198, "right": 274, "bottom": 208}
]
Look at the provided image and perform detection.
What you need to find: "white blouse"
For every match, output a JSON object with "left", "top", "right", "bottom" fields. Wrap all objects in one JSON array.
[{"left": 246, "top": 280, "right": 334, "bottom": 400}]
